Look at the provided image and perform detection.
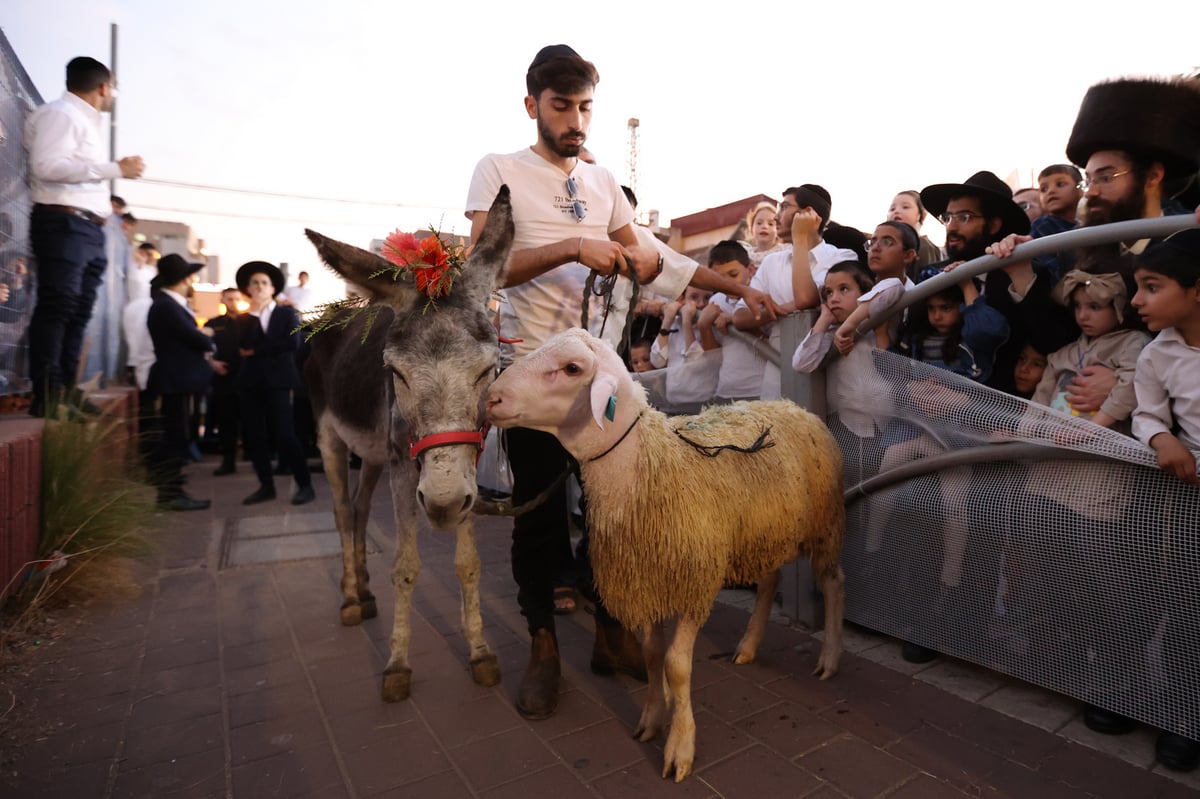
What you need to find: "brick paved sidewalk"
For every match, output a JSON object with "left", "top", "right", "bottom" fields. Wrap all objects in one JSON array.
[{"left": 3, "top": 459, "right": 1196, "bottom": 798}]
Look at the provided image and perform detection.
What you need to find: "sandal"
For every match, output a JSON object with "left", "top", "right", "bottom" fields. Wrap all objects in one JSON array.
[{"left": 553, "top": 586, "right": 577, "bottom": 615}]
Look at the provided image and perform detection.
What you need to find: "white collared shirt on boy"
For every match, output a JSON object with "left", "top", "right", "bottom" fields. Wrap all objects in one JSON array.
[
  {"left": 714, "top": 292, "right": 769, "bottom": 400},
  {"left": 1132, "top": 327, "right": 1200, "bottom": 451},
  {"left": 739, "top": 240, "right": 859, "bottom": 400},
  {"left": 248, "top": 300, "right": 276, "bottom": 333}
]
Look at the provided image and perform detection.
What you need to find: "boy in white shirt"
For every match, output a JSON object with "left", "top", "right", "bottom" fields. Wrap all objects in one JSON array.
[
  {"left": 1127, "top": 229, "right": 1200, "bottom": 771},
  {"left": 732, "top": 185, "right": 859, "bottom": 399}
]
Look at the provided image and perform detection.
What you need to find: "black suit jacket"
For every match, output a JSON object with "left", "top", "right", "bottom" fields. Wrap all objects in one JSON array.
[
  {"left": 147, "top": 291, "right": 215, "bottom": 395},
  {"left": 204, "top": 313, "right": 243, "bottom": 394},
  {"left": 236, "top": 304, "right": 303, "bottom": 390}
]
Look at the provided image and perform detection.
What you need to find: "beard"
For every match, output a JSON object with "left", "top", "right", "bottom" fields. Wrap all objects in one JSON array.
[
  {"left": 945, "top": 231, "right": 988, "bottom": 261},
  {"left": 538, "top": 119, "right": 585, "bottom": 159},
  {"left": 1085, "top": 181, "right": 1145, "bottom": 227}
]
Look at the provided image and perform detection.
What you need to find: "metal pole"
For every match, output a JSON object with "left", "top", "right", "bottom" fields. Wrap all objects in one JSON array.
[{"left": 109, "top": 22, "right": 117, "bottom": 196}]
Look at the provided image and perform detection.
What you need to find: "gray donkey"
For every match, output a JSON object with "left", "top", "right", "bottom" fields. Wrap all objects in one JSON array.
[{"left": 302, "top": 186, "right": 514, "bottom": 701}]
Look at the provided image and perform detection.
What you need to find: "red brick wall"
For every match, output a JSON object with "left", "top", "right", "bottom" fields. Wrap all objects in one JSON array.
[
  {"left": 0, "top": 418, "right": 43, "bottom": 602},
  {"left": 0, "top": 386, "right": 138, "bottom": 602}
]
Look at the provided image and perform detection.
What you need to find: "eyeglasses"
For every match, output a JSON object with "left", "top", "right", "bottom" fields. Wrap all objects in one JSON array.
[
  {"left": 864, "top": 235, "right": 900, "bottom": 250},
  {"left": 1077, "top": 170, "right": 1131, "bottom": 192},
  {"left": 566, "top": 176, "right": 587, "bottom": 222},
  {"left": 938, "top": 211, "right": 984, "bottom": 225}
]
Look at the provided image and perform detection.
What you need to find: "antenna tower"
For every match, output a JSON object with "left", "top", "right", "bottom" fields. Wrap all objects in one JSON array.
[{"left": 625, "top": 118, "right": 640, "bottom": 197}]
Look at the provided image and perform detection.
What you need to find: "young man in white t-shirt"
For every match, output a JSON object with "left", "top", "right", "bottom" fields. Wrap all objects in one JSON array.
[{"left": 464, "top": 44, "right": 778, "bottom": 721}]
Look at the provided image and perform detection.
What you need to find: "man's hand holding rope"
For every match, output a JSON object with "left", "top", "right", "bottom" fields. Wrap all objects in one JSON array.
[{"left": 578, "top": 239, "right": 660, "bottom": 283}]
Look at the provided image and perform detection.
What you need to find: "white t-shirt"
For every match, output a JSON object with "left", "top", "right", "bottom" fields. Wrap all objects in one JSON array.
[
  {"left": 465, "top": 148, "right": 635, "bottom": 360},
  {"left": 122, "top": 296, "right": 154, "bottom": 390},
  {"left": 283, "top": 284, "right": 314, "bottom": 312}
]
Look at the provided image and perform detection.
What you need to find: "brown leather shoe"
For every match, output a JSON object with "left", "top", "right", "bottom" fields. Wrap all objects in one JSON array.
[
  {"left": 591, "top": 621, "right": 648, "bottom": 682},
  {"left": 516, "top": 628, "right": 560, "bottom": 720}
]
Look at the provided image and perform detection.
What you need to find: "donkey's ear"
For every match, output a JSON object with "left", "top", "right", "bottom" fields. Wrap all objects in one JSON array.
[
  {"left": 304, "top": 230, "right": 421, "bottom": 311},
  {"left": 453, "top": 185, "right": 515, "bottom": 305}
]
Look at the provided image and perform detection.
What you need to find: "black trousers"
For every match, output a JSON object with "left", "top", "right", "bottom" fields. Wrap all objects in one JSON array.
[
  {"left": 507, "top": 427, "right": 573, "bottom": 635},
  {"left": 506, "top": 427, "right": 617, "bottom": 634},
  {"left": 240, "top": 386, "right": 310, "bottom": 490},
  {"left": 27, "top": 210, "right": 107, "bottom": 405},
  {"left": 148, "top": 393, "right": 190, "bottom": 500},
  {"left": 209, "top": 389, "right": 240, "bottom": 465}
]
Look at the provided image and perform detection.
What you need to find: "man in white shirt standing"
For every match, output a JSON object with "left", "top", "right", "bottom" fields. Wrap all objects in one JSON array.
[
  {"left": 25, "top": 56, "right": 145, "bottom": 416},
  {"left": 281, "top": 270, "right": 315, "bottom": 313},
  {"left": 465, "top": 44, "right": 777, "bottom": 721}
]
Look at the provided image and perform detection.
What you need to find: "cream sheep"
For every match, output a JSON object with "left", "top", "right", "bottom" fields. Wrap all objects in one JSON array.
[{"left": 485, "top": 327, "right": 845, "bottom": 782}]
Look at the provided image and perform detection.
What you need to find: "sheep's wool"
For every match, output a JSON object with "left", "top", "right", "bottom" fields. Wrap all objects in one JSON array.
[{"left": 581, "top": 400, "right": 845, "bottom": 630}]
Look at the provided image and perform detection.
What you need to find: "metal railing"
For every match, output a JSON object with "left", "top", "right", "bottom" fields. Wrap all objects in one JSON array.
[{"left": 728, "top": 214, "right": 1200, "bottom": 739}]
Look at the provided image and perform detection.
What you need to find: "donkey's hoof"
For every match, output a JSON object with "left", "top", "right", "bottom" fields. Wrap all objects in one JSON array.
[
  {"left": 470, "top": 653, "right": 502, "bottom": 687},
  {"left": 360, "top": 597, "right": 377, "bottom": 620},
  {"left": 381, "top": 666, "right": 413, "bottom": 702},
  {"left": 341, "top": 603, "right": 364, "bottom": 626}
]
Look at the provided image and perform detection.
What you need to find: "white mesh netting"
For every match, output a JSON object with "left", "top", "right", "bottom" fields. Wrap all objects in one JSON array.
[{"left": 633, "top": 342, "right": 1200, "bottom": 738}]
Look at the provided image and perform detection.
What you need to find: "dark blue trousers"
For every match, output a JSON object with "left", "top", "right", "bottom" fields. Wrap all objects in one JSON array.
[{"left": 28, "top": 209, "right": 107, "bottom": 407}]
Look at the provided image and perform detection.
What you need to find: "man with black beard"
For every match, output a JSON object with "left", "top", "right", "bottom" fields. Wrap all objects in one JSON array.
[
  {"left": 917, "top": 170, "right": 1030, "bottom": 277},
  {"left": 464, "top": 44, "right": 777, "bottom": 721},
  {"left": 914, "top": 171, "right": 1065, "bottom": 395},
  {"left": 988, "top": 77, "right": 1200, "bottom": 402}
]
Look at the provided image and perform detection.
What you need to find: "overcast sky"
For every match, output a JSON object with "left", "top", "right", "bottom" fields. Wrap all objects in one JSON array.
[{"left": 5, "top": 1, "right": 1197, "bottom": 303}]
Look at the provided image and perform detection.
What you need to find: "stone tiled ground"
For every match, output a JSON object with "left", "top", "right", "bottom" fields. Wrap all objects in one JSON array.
[{"left": 3, "top": 459, "right": 1196, "bottom": 798}]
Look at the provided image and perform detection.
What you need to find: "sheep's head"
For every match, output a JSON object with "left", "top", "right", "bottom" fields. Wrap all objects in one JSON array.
[{"left": 486, "top": 328, "right": 646, "bottom": 455}]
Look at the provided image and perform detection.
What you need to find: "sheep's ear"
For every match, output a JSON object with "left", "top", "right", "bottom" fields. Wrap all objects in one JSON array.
[{"left": 590, "top": 372, "right": 620, "bottom": 429}]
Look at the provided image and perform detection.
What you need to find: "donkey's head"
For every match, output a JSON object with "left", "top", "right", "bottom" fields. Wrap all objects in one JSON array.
[{"left": 305, "top": 187, "right": 514, "bottom": 530}]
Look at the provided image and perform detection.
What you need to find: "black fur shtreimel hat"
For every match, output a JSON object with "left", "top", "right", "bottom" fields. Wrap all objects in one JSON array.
[{"left": 1066, "top": 77, "right": 1200, "bottom": 178}]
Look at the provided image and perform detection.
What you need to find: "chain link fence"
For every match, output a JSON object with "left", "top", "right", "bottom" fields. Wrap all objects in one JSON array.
[{"left": 0, "top": 29, "right": 41, "bottom": 397}]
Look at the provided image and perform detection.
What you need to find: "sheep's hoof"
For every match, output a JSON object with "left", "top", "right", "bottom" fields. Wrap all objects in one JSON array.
[
  {"left": 634, "top": 720, "right": 664, "bottom": 742},
  {"left": 634, "top": 703, "right": 666, "bottom": 742},
  {"left": 812, "top": 661, "right": 839, "bottom": 681},
  {"left": 661, "top": 745, "right": 694, "bottom": 782},
  {"left": 812, "top": 653, "right": 840, "bottom": 680},
  {"left": 381, "top": 666, "right": 413, "bottom": 702},
  {"left": 360, "top": 596, "right": 377, "bottom": 620},
  {"left": 470, "top": 653, "right": 501, "bottom": 687},
  {"left": 341, "top": 602, "right": 363, "bottom": 626}
]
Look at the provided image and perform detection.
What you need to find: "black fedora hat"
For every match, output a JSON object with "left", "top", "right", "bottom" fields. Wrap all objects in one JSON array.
[
  {"left": 920, "top": 171, "right": 1030, "bottom": 236},
  {"left": 150, "top": 253, "right": 204, "bottom": 290},
  {"left": 235, "top": 260, "right": 285, "bottom": 296}
]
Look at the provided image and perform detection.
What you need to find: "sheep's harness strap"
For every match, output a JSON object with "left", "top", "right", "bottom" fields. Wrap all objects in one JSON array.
[
  {"left": 673, "top": 425, "right": 776, "bottom": 458},
  {"left": 588, "top": 411, "right": 644, "bottom": 463}
]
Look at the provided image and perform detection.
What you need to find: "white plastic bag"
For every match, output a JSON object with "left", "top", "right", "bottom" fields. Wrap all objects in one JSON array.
[{"left": 477, "top": 425, "right": 513, "bottom": 499}]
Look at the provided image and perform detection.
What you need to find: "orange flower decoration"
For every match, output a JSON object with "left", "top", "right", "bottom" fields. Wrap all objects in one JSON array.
[{"left": 382, "top": 229, "right": 462, "bottom": 301}]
